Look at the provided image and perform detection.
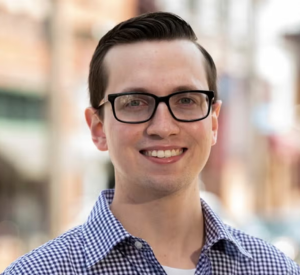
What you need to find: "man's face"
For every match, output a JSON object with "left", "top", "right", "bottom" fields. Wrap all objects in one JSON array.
[{"left": 86, "top": 40, "right": 221, "bottom": 196}]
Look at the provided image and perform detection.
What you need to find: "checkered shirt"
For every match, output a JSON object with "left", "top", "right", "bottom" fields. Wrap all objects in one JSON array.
[{"left": 3, "top": 189, "right": 300, "bottom": 274}]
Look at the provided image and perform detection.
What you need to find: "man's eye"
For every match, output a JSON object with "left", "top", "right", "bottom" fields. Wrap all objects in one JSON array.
[
  {"left": 179, "top": 98, "right": 193, "bottom": 104},
  {"left": 129, "top": 100, "right": 142, "bottom": 106},
  {"left": 124, "top": 98, "right": 148, "bottom": 108}
]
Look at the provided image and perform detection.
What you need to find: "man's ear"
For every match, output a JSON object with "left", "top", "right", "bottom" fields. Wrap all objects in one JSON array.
[
  {"left": 211, "top": 100, "right": 222, "bottom": 146},
  {"left": 85, "top": 107, "right": 108, "bottom": 151}
]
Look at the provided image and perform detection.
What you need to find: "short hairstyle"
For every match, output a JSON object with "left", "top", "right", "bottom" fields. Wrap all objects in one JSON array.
[{"left": 88, "top": 12, "right": 218, "bottom": 115}]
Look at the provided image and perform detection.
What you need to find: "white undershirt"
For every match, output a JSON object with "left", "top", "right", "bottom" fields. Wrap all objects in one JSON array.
[{"left": 162, "top": 266, "right": 196, "bottom": 275}]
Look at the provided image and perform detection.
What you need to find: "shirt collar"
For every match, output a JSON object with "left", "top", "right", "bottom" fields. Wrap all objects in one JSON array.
[
  {"left": 83, "top": 189, "right": 252, "bottom": 268},
  {"left": 201, "top": 198, "right": 253, "bottom": 259},
  {"left": 82, "top": 189, "right": 131, "bottom": 268}
]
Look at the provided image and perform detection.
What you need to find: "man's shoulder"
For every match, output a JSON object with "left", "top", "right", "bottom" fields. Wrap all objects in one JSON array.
[
  {"left": 225, "top": 224, "right": 300, "bottom": 273},
  {"left": 2, "top": 225, "right": 84, "bottom": 275},
  {"left": 226, "top": 224, "right": 286, "bottom": 257}
]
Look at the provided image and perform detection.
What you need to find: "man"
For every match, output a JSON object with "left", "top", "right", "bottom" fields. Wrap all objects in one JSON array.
[{"left": 3, "top": 12, "right": 300, "bottom": 275}]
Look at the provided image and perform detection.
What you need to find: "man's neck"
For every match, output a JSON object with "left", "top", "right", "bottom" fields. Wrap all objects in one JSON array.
[{"left": 110, "top": 183, "right": 205, "bottom": 269}]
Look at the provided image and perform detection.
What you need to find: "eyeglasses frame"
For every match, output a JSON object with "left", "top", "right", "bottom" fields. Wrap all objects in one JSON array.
[{"left": 97, "top": 90, "right": 215, "bottom": 124}]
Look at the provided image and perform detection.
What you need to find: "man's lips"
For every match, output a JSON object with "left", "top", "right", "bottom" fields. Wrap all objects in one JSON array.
[{"left": 140, "top": 148, "right": 187, "bottom": 158}]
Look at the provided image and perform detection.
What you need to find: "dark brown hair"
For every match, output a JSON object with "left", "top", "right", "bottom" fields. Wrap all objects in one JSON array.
[{"left": 88, "top": 12, "right": 218, "bottom": 113}]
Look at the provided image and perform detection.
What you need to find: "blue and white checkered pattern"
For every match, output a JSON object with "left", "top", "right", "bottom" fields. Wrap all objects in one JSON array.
[{"left": 3, "top": 189, "right": 300, "bottom": 274}]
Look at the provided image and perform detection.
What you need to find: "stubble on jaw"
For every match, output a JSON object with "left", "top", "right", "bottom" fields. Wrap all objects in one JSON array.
[{"left": 113, "top": 169, "right": 201, "bottom": 204}]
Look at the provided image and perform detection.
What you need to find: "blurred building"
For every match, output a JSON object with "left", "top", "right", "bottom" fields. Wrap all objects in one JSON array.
[{"left": 0, "top": 0, "right": 137, "bottom": 270}]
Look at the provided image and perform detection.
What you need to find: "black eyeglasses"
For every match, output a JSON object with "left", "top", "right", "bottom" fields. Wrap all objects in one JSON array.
[{"left": 97, "top": 90, "right": 215, "bottom": 124}]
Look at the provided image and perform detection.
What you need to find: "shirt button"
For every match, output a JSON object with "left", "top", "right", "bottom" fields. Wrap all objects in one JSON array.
[{"left": 134, "top": 241, "right": 143, "bottom": 250}]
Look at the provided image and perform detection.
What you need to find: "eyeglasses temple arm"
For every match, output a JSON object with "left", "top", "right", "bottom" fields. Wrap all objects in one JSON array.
[{"left": 98, "top": 95, "right": 108, "bottom": 107}]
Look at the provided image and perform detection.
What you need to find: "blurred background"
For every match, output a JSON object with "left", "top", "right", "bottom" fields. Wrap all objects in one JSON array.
[{"left": 0, "top": 0, "right": 300, "bottom": 270}]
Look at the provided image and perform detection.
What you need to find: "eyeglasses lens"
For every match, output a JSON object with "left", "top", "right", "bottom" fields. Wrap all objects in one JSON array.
[{"left": 113, "top": 92, "right": 209, "bottom": 123}]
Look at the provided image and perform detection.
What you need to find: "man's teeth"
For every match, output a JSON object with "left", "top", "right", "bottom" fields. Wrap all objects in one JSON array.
[{"left": 144, "top": 149, "right": 183, "bottom": 158}]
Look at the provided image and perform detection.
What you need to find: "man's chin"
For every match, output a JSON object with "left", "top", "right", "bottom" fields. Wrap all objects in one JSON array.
[{"left": 139, "top": 176, "right": 192, "bottom": 196}]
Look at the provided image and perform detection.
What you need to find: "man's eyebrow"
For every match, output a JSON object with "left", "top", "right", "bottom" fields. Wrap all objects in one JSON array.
[
  {"left": 172, "top": 85, "right": 199, "bottom": 92},
  {"left": 119, "top": 85, "right": 201, "bottom": 94},
  {"left": 119, "top": 87, "right": 149, "bottom": 93}
]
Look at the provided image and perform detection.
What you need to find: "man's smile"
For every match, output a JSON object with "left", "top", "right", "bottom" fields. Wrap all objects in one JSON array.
[{"left": 141, "top": 148, "right": 185, "bottom": 158}]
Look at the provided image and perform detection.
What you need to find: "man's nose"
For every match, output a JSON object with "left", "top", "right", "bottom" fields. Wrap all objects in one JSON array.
[{"left": 146, "top": 103, "right": 180, "bottom": 138}]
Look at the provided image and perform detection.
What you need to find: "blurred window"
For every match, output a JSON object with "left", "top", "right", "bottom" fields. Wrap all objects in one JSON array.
[{"left": 0, "top": 89, "right": 45, "bottom": 121}]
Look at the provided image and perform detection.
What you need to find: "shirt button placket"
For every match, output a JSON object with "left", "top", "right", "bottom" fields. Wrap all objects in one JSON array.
[{"left": 196, "top": 253, "right": 211, "bottom": 274}]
